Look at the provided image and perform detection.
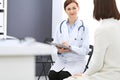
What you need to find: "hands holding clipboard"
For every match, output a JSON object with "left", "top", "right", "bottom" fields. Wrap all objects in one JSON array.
[{"left": 49, "top": 42, "right": 71, "bottom": 53}]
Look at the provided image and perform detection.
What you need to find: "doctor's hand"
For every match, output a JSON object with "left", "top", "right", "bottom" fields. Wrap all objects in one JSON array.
[
  {"left": 62, "top": 41, "right": 70, "bottom": 48},
  {"left": 56, "top": 47, "right": 71, "bottom": 53}
]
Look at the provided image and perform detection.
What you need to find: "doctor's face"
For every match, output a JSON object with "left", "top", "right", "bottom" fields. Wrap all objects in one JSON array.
[{"left": 65, "top": 2, "right": 79, "bottom": 19}]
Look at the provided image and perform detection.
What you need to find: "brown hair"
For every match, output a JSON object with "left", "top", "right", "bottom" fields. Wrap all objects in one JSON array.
[
  {"left": 64, "top": 0, "right": 79, "bottom": 10},
  {"left": 93, "top": 0, "right": 120, "bottom": 21}
]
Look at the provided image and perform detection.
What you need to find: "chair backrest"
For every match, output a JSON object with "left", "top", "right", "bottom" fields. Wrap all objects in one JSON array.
[{"left": 84, "top": 45, "right": 94, "bottom": 72}]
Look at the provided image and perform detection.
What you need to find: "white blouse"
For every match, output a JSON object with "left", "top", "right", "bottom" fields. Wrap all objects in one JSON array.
[{"left": 84, "top": 18, "right": 120, "bottom": 80}]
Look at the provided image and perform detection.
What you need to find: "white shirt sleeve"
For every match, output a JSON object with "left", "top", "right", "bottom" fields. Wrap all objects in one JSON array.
[{"left": 84, "top": 27, "right": 109, "bottom": 75}]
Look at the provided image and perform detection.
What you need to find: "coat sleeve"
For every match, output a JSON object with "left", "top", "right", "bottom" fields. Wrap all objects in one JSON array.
[{"left": 52, "top": 23, "right": 60, "bottom": 43}]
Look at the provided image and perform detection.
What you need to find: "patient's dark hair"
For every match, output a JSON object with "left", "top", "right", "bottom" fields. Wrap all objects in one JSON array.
[
  {"left": 64, "top": 0, "right": 79, "bottom": 10},
  {"left": 93, "top": 0, "right": 120, "bottom": 21}
]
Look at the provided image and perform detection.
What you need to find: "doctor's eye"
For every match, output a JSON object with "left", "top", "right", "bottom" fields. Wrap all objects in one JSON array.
[
  {"left": 67, "top": 8, "right": 71, "bottom": 11},
  {"left": 72, "top": 7, "right": 76, "bottom": 10}
]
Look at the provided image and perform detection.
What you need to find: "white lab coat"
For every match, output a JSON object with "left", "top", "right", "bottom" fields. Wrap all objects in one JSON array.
[{"left": 50, "top": 18, "right": 89, "bottom": 75}]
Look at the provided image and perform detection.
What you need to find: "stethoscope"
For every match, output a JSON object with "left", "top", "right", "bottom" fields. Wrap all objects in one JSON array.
[{"left": 59, "top": 20, "right": 85, "bottom": 40}]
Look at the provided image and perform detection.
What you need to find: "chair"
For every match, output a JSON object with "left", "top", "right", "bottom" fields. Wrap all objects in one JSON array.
[
  {"left": 36, "top": 55, "right": 54, "bottom": 80},
  {"left": 84, "top": 45, "right": 94, "bottom": 72},
  {"left": 37, "top": 38, "right": 54, "bottom": 80}
]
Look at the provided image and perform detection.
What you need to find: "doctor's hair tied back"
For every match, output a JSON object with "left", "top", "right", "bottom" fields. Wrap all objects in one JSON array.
[{"left": 64, "top": 0, "right": 79, "bottom": 10}]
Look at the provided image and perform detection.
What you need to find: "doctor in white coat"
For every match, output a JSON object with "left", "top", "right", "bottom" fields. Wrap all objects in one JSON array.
[{"left": 48, "top": 0, "right": 89, "bottom": 80}]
